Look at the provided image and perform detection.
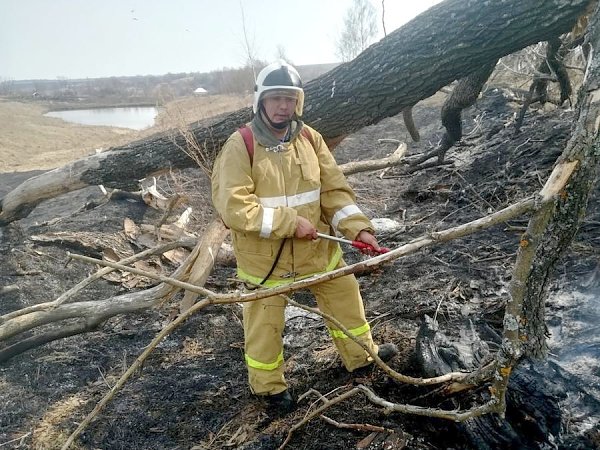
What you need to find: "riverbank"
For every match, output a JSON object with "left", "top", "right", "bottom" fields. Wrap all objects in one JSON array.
[{"left": 0, "top": 94, "right": 250, "bottom": 172}]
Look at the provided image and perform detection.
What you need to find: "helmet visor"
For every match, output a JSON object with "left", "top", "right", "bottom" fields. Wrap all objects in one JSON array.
[{"left": 261, "top": 89, "right": 299, "bottom": 100}]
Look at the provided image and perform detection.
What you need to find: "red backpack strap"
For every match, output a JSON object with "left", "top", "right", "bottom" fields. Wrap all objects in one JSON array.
[
  {"left": 238, "top": 125, "right": 255, "bottom": 166},
  {"left": 300, "top": 127, "right": 316, "bottom": 150},
  {"left": 240, "top": 125, "right": 314, "bottom": 166}
]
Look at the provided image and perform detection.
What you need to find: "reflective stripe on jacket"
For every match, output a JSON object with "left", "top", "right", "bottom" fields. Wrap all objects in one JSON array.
[{"left": 211, "top": 124, "right": 373, "bottom": 285}]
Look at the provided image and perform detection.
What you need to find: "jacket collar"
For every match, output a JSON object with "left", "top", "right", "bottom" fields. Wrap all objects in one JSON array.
[{"left": 250, "top": 114, "right": 304, "bottom": 149}]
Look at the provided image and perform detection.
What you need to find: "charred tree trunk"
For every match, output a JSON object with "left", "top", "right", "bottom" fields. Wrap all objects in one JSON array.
[
  {"left": 0, "top": 0, "right": 589, "bottom": 225},
  {"left": 522, "top": 7, "right": 600, "bottom": 359},
  {"left": 402, "top": 106, "right": 421, "bottom": 142},
  {"left": 547, "top": 40, "right": 573, "bottom": 105}
]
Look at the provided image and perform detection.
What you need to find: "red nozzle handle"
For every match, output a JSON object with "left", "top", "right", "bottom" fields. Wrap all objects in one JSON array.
[{"left": 351, "top": 241, "right": 391, "bottom": 254}]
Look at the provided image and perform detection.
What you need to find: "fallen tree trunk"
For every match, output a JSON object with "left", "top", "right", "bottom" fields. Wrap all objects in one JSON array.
[{"left": 0, "top": 0, "right": 589, "bottom": 225}]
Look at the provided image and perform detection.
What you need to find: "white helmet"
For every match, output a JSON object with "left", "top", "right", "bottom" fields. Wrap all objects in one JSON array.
[{"left": 253, "top": 61, "right": 304, "bottom": 117}]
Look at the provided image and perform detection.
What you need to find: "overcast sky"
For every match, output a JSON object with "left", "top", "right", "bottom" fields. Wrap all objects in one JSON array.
[{"left": 1, "top": 0, "right": 441, "bottom": 81}]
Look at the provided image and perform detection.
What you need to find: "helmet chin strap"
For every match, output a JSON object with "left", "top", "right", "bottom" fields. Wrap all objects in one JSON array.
[{"left": 260, "top": 103, "right": 290, "bottom": 131}]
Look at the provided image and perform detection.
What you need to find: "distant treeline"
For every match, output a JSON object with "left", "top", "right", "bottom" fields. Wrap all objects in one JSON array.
[{"left": 0, "top": 63, "right": 338, "bottom": 104}]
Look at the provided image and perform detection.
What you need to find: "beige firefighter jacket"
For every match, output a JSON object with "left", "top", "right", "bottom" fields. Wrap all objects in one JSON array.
[{"left": 211, "top": 123, "right": 374, "bottom": 287}]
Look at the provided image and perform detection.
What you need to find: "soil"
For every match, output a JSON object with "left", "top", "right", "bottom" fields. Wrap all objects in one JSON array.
[{"left": 1, "top": 88, "right": 600, "bottom": 450}]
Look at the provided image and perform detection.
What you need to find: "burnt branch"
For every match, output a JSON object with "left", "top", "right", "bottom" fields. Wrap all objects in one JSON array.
[
  {"left": 411, "top": 60, "right": 497, "bottom": 166},
  {"left": 515, "top": 37, "right": 574, "bottom": 133}
]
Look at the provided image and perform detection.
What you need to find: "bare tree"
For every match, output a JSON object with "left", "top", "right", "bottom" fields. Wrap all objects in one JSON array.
[
  {"left": 275, "top": 44, "right": 292, "bottom": 64},
  {"left": 0, "top": 78, "right": 15, "bottom": 95},
  {"left": 336, "top": 0, "right": 378, "bottom": 62},
  {"left": 381, "top": 0, "right": 387, "bottom": 37},
  {"left": 238, "top": 1, "right": 259, "bottom": 81}
]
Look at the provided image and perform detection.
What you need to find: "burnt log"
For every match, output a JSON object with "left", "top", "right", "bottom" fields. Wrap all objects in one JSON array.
[
  {"left": 415, "top": 316, "right": 564, "bottom": 449},
  {"left": 0, "top": 0, "right": 590, "bottom": 225},
  {"left": 415, "top": 315, "right": 490, "bottom": 378},
  {"left": 533, "top": 38, "right": 573, "bottom": 106},
  {"left": 460, "top": 360, "right": 564, "bottom": 450}
]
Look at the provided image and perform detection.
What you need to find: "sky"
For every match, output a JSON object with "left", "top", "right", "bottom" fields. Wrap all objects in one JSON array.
[{"left": 0, "top": 0, "right": 441, "bottom": 81}]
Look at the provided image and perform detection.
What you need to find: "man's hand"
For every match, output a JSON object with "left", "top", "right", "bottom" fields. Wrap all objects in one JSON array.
[
  {"left": 295, "top": 216, "right": 317, "bottom": 240},
  {"left": 356, "top": 230, "right": 380, "bottom": 255}
]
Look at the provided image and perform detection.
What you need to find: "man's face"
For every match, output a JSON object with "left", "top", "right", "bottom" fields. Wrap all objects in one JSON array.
[{"left": 261, "top": 90, "right": 297, "bottom": 126}]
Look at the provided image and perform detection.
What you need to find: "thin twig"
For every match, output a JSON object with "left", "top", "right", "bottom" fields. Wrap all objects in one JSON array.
[
  {"left": 432, "top": 293, "right": 445, "bottom": 324},
  {"left": 278, "top": 387, "right": 362, "bottom": 449},
  {"left": 303, "top": 388, "right": 394, "bottom": 432},
  {"left": 97, "top": 366, "right": 113, "bottom": 389},
  {"left": 356, "top": 384, "right": 499, "bottom": 419},
  {"left": 67, "top": 252, "right": 216, "bottom": 298},
  {"left": 0, "top": 432, "right": 32, "bottom": 448},
  {"left": 319, "top": 415, "right": 392, "bottom": 433}
]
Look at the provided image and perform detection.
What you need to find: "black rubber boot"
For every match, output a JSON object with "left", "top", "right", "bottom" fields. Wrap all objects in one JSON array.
[
  {"left": 265, "top": 389, "right": 296, "bottom": 415},
  {"left": 352, "top": 343, "right": 399, "bottom": 375},
  {"left": 377, "top": 343, "right": 398, "bottom": 362}
]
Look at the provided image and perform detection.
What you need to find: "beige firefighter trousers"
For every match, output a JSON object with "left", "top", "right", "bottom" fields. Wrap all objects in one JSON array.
[{"left": 243, "top": 263, "right": 378, "bottom": 395}]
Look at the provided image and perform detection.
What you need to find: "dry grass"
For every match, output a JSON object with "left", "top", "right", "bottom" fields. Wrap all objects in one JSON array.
[
  {"left": 153, "top": 94, "right": 251, "bottom": 131},
  {"left": 168, "top": 337, "right": 215, "bottom": 364},
  {"left": 0, "top": 100, "right": 136, "bottom": 172},
  {"left": 0, "top": 94, "right": 249, "bottom": 173},
  {"left": 32, "top": 394, "right": 88, "bottom": 450}
]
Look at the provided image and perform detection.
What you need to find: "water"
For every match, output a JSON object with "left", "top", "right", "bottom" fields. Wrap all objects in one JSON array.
[{"left": 45, "top": 106, "right": 158, "bottom": 130}]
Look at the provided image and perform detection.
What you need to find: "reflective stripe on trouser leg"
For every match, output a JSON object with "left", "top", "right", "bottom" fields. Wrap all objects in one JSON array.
[
  {"left": 243, "top": 293, "right": 288, "bottom": 395},
  {"left": 308, "top": 260, "right": 378, "bottom": 371}
]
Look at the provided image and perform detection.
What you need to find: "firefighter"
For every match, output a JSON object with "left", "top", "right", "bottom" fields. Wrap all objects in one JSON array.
[{"left": 211, "top": 61, "right": 397, "bottom": 413}]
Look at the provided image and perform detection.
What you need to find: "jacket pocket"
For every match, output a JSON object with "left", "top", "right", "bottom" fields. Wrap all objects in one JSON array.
[
  {"left": 296, "top": 147, "right": 320, "bottom": 182},
  {"left": 233, "top": 232, "right": 274, "bottom": 257}
]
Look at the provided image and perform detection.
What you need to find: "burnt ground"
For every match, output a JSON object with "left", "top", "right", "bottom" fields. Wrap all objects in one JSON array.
[{"left": 1, "top": 89, "right": 600, "bottom": 450}]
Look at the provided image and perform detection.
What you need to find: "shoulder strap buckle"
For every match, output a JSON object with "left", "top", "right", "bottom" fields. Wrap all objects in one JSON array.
[{"left": 238, "top": 125, "right": 316, "bottom": 167}]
